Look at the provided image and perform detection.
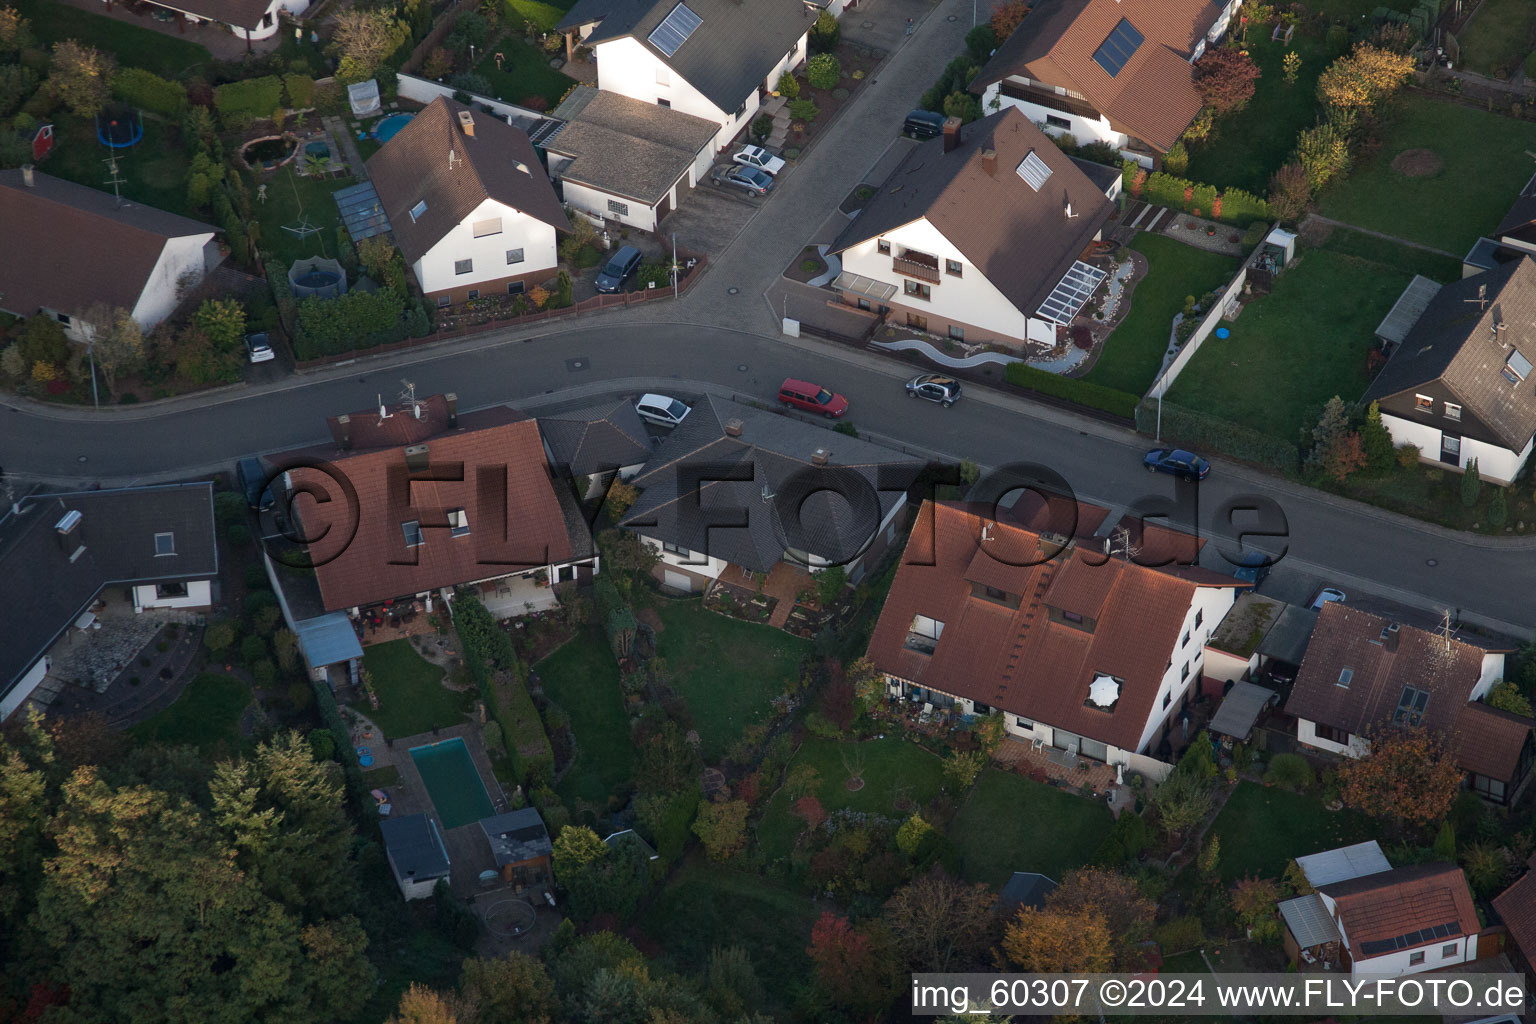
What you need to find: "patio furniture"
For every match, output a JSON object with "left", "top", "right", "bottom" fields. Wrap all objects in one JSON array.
[
  {"left": 919, "top": 702, "right": 933, "bottom": 725},
  {"left": 358, "top": 754, "right": 375, "bottom": 767},
  {"left": 1030, "top": 737, "right": 1044, "bottom": 752}
]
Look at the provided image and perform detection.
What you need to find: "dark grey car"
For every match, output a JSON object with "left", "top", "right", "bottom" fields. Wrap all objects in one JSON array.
[
  {"left": 595, "top": 245, "right": 643, "bottom": 294},
  {"left": 905, "top": 373, "right": 962, "bottom": 406}
]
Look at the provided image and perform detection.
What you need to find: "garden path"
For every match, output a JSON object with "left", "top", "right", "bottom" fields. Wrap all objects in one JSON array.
[
  {"left": 323, "top": 115, "right": 371, "bottom": 181},
  {"left": 1300, "top": 213, "right": 1458, "bottom": 258}
]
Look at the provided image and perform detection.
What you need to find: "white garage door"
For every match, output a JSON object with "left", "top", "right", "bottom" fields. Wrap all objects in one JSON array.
[{"left": 662, "top": 570, "right": 693, "bottom": 592}]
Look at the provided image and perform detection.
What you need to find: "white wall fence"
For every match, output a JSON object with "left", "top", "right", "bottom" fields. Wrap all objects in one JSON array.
[
  {"left": 1145, "top": 224, "right": 1277, "bottom": 402},
  {"left": 1124, "top": 751, "right": 1175, "bottom": 783},
  {"left": 395, "top": 73, "right": 549, "bottom": 127}
]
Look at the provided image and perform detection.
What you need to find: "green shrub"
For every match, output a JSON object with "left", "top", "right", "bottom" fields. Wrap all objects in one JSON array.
[
  {"left": 750, "top": 113, "right": 773, "bottom": 143},
  {"left": 226, "top": 522, "right": 252, "bottom": 546},
  {"left": 294, "top": 289, "right": 408, "bottom": 359},
  {"left": 282, "top": 72, "right": 315, "bottom": 109},
  {"left": 1527, "top": 52, "right": 1536, "bottom": 82},
  {"left": 809, "top": 9, "right": 840, "bottom": 51},
  {"left": 454, "top": 594, "right": 553, "bottom": 784},
  {"left": 634, "top": 260, "right": 671, "bottom": 289},
  {"left": 1135, "top": 399, "right": 1301, "bottom": 474},
  {"left": 1488, "top": 486, "right": 1508, "bottom": 528},
  {"left": 1094, "top": 809, "right": 1149, "bottom": 864},
  {"left": 204, "top": 620, "right": 236, "bottom": 654},
  {"left": 806, "top": 53, "right": 841, "bottom": 90},
  {"left": 309, "top": 728, "right": 337, "bottom": 762},
  {"left": 787, "top": 98, "right": 819, "bottom": 121},
  {"left": 965, "top": 24, "right": 997, "bottom": 62},
  {"left": 1461, "top": 458, "right": 1482, "bottom": 507},
  {"left": 240, "top": 634, "right": 268, "bottom": 667},
  {"left": 1005, "top": 362, "right": 1140, "bottom": 419},
  {"left": 1325, "top": 23, "right": 1349, "bottom": 52},
  {"left": 942, "top": 91, "right": 981, "bottom": 123},
  {"left": 112, "top": 68, "right": 186, "bottom": 116},
  {"left": 775, "top": 70, "right": 799, "bottom": 99},
  {"left": 1263, "top": 753, "right": 1314, "bottom": 791},
  {"left": 1156, "top": 915, "right": 1204, "bottom": 954},
  {"left": 214, "top": 76, "right": 284, "bottom": 120},
  {"left": 216, "top": 491, "right": 248, "bottom": 527},
  {"left": 1163, "top": 141, "right": 1190, "bottom": 175}
]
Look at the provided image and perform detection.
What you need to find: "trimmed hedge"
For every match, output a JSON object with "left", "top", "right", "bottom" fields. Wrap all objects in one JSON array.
[
  {"left": 282, "top": 73, "right": 315, "bottom": 109},
  {"left": 1135, "top": 399, "right": 1300, "bottom": 475},
  {"left": 453, "top": 594, "right": 554, "bottom": 786},
  {"left": 313, "top": 677, "right": 371, "bottom": 817},
  {"left": 112, "top": 68, "right": 186, "bottom": 116},
  {"left": 214, "top": 75, "right": 284, "bottom": 119},
  {"left": 294, "top": 289, "right": 408, "bottom": 358},
  {"left": 1004, "top": 362, "right": 1140, "bottom": 419},
  {"left": 1140, "top": 171, "right": 1270, "bottom": 224}
]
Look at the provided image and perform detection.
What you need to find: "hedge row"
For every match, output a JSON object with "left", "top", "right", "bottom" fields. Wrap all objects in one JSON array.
[
  {"left": 293, "top": 289, "right": 407, "bottom": 358},
  {"left": 452, "top": 594, "right": 554, "bottom": 786},
  {"left": 282, "top": 72, "right": 315, "bottom": 110},
  {"left": 214, "top": 75, "right": 284, "bottom": 119},
  {"left": 1136, "top": 170, "right": 1269, "bottom": 224},
  {"left": 112, "top": 68, "right": 186, "bottom": 116},
  {"left": 264, "top": 257, "right": 298, "bottom": 335},
  {"left": 1135, "top": 399, "right": 1300, "bottom": 475},
  {"left": 1004, "top": 362, "right": 1140, "bottom": 419},
  {"left": 312, "top": 676, "right": 371, "bottom": 817}
]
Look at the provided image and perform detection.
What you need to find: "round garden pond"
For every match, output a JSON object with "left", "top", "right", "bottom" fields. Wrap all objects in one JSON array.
[{"left": 240, "top": 133, "right": 298, "bottom": 171}]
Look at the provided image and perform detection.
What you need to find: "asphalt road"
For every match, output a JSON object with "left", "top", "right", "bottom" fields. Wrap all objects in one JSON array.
[{"left": 3, "top": 321, "right": 1533, "bottom": 637}]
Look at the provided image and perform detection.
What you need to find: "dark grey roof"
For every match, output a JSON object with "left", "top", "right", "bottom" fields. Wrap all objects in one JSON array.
[
  {"left": 540, "top": 399, "right": 654, "bottom": 476},
  {"left": 480, "top": 808, "right": 553, "bottom": 867},
  {"left": 1000, "top": 871, "right": 1057, "bottom": 910},
  {"left": 1496, "top": 170, "right": 1536, "bottom": 242},
  {"left": 0, "top": 483, "right": 218, "bottom": 704},
  {"left": 1256, "top": 604, "right": 1318, "bottom": 667},
  {"left": 619, "top": 397, "right": 924, "bottom": 573},
  {"left": 380, "top": 814, "right": 451, "bottom": 884},
  {"left": 831, "top": 109, "right": 1116, "bottom": 320},
  {"left": 1068, "top": 156, "right": 1123, "bottom": 195},
  {"left": 546, "top": 91, "right": 717, "bottom": 204},
  {"left": 1364, "top": 256, "right": 1536, "bottom": 452},
  {"left": 558, "top": 0, "right": 812, "bottom": 113}
]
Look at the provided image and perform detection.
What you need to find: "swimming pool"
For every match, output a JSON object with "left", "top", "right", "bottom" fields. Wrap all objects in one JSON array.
[
  {"left": 374, "top": 113, "right": 414, "bottom": 144},
  {"left": 409, "top": 738, "right": 494, "bottom": 829}
]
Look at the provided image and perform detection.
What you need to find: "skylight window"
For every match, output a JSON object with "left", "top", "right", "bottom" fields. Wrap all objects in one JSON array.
[
  {"left": 409, "top": 199, "right": 428, "bottom": 222},
  {"left": 1394, "top": 685, "right": 1430, "bottom": 726},
  {"left": 648, "top": 3, "right": 701, "bottom": 58},
  {"left": 1337, "top": 667, "right": 1353, "bottom": 688},
  {"left": 448, "top": 508, "right": 470, "bottom": 538},
  {"left": 1503, "top": 349, "right": 1532, "bottom": 384},
  {"left": 402, "top": 520, "right": 423, "bottom": 548},
  {"left": 1015, "top": 149, "right": 1052, "bottom": 191},
  {"left": 1092, "top": 18, "right": 1144, "bottom": 77},
  {"left": 154, "top": 532, "right": 175, "bottom": 556}
]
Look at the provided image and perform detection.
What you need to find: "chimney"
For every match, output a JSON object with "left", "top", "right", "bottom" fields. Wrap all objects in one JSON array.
[
  {"left": 981, "top": 148, "right": 997, "bottom": 176},
  {"left": 811, "top": 448, "right": 830, "bottom": 467},
  {"left": 55, "top": 509, "right": 86, "bottom": 561},
  {"left": 22, "top": 163, "right": 35, "bottom": 188},
  {"left": 404, "top": 444, "right": 430, "bottom": 472},
  {"left": 724, "top": 418, "right": 744, "bottom": 438},
  {"left": 942, "top": 116, "right": 962, "bottom": 154},
  {"left": 445, "top": 392, "right": 458, "bottom": 428},
  {"left": 337, "top": 414, "right": 352, "bottom": 450},
  {"left": 457, "top": 109, "right": 475, "bottom": 137}
]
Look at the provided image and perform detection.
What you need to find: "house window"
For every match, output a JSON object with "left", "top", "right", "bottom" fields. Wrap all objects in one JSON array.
[
  {"left": 262, "top": 11, "right": 273, "bottom": 26},
  {"left": 507, "top": 248, "right": 525, "bottom": 265},
  {"left": 467, "top": 289, "right": 480, "bottom": 300},
  {"left": 55, "top": 312, "right": 71, "bottom": 326},
  {"left": 1474, "top": 774, "right": 1507, "bottom": 800},
  {"left": 608, "top": 199, "right": 630, "bottom": 216},
  {"left": 436, "top": 295, "right": 451, "bottom": 308},
  {"left": 981, "top": 585, "right": 1010, "bottom": 604},
  {"left": 656, "top": 66, "right": 670, "bottom": 85},
  {"left": 877, "top": 239, "right": 891, "bottom": 255},
  {"left": 155, "top": 581, "right": 188, "bottom": 600},
  {"left": 945, "top": 259, "right": 963, "bottom": 277},
  {"left": 1445, "top": 402, "right": 1461, "bottom": 421},
  {"left": 1162, "top": 691, "right": 1171, "bottom": 709},
  {"left": 661, "top": 541, "right": 689, "bottom": 556},
  {"left": 1180, "top": 662, "right": 1190, "bottom": 681},
  {"left": 910, "top": 614, "right": 945, "bottom": 640},
  {"left": 1415, "top": 394, "right": 1433, "bottom": 411},
  {"left": 857, "top": 298, "right": 871, "bottom": 311},
  {"left": 507, "top": 281, "right": 526, "bottom": 295},
  {"left": 410, "top": 199, "right": 428, "bottom": 221},
  {"left": 735, "top": 101, "right": 746, "bottom": 117},
  {"left": 1394, "top": 684, "right": 1430, "bottom": 726},
  {"left": 454, "top": 258, "right": 473, "bottom": 275},
  {"left": 448, "top": 508, "right": 470, "bottom": 538},
  {"left": 472, "top": 217, "right": 502, "bottom": 237},
  {"left": 1015, "top": 716, "right": 1033, "bottom": 729},
  {"left": 154, "top": 532, "right": 175, "bottom": 556},
  {"left": 402, "top": 521, "right": 423, "bottom": 547},
  {"left": 1442, "top": 943, "right": 1458, "bottom": 958},
  {"left": 904, "top": 280, "right": 931, "bottom": 300},
  {"left": 1194, "top": 609, "right": 1203, "bottom": 628},
  {"left": 948, "top": 325, "right": 964, "bottom": 340},
  {"left": 1505, "top": 350, "right": 1532, "bottom": 383},
  {"left": 1315, "top": 722, "right": 1349, "bottom": 745},
  {"left": 1408, "top": 951, "right": 1425, "bottom": 966},
  {"left": 1045, "top": 114, "right": 1071, "bottom": 130},
  {"left": 657, "top": 98, "right": 671, "bottom": 108},
  {"left": 1181, "top": 630, "right": 1191, "bottom": 648}
]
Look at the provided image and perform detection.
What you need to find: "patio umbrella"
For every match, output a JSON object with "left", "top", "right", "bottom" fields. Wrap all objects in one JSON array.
[{"left": 1088, "top": 674, "right": 1120, "bottom": 708}]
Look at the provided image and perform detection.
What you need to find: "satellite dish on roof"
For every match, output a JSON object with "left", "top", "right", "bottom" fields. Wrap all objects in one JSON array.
[{"left": 1088, "top": 674, "right": 1120, "bottom": 708}]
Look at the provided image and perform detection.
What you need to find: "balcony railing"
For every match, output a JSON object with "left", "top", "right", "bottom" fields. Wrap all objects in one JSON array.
[
  {"left": 893, "top": 254, "right": 941, "bottom": 284},
  {"left": 904, "top": 632, "right": 938, "bottom": 655},
  {"left": 998, "top": 80, "right": 1101, "bottom": 121}
]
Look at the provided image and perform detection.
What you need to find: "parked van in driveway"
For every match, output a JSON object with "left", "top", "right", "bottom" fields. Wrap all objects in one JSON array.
[{"left": 903, "top": 110, "right": 947, "bottom": 139}]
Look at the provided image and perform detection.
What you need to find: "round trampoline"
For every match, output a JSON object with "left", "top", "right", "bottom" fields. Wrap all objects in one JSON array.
[
  {"left": 484, "top": 898, "right": 537, "bottom": 938},
  {"left": 288, "top": 256, "right": 349, "bottom": 300},
  {"left": 373, "top": 113, "right": 414, "bottom": 143},
  {"left": 96, "top": 105, "right": 144, "bottom": 148}
]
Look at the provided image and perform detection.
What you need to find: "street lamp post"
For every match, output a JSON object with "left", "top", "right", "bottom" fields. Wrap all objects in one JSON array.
[
  {"left": 672, "top": 232, "right": 678, "bottom": 299},
  {"left": 86, "top": 341, "right": 99, "bottom": 410}
]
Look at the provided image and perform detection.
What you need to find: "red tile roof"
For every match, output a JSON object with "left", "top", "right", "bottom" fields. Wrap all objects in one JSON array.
[
  {"left": 1320, "top": 863, "right": 1479, "bottom": 963},
  {"left": 866, "top": 501, "right": 1234, "bottom": 752},
  {"left": 1451, "top": 701, "right": 1534, "bottom": 783},
  {"left": 972, "top": 0, "right": 1222, "bottom": 151},
  {"left": 1493, "top": 869, "right": 1536, "bottom": 963},
  {"left": 288, "top": 419, "right": 581, "bottom": 612}
]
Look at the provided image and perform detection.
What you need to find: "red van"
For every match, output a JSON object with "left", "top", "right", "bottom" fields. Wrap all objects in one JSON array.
[{"left": 778, "top": 378, "right": 849, "bottom": 418}]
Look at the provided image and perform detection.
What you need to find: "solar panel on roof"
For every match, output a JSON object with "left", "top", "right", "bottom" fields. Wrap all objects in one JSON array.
[
  {"left": 1092, "top": 18, "right": 1144, "bottom": 77},
  {"left": 648, "top": 3, "right": 701, "bottom": 58},
  {"left": 1016, "top": 149, "right": 1053, "bottom": 191}
]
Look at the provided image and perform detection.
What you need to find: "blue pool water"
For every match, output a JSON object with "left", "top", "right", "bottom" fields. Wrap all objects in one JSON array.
[{"left": 374, "top": 114, "right": 414, "bottom": 144}]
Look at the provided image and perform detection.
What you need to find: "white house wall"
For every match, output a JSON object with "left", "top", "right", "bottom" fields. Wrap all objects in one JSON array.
[
  {"left": 640, "top": 536, "right": 727, "bottom": 581},
  {"left": 561, "top": 178, "right": 661, "bottom": 232},
  {"left": 1379, "top": 412, "right": 1531, "bottom": 485},
  {"left": 1133, "top": 585, "right": 1237, "bottom": 754},
  {"left": 1298, "top": 718, "right": 1369, "bottom": 758},
  {"left": 595, "top": 38, "right": 738, "bottom": 149},
  {"left": 1350, "top": 935, "right": 1476, "bottom": 977},
  {"left": 132, "top": 579, "right": 213, "bottom": 612},
  {"left": 1476, "top": 653, "right": 1506, "bottom": 698},
  {"left": 1, "top": 657, "right": 48, "bottom": 720},
  {"left": 130, "top": 233, "right": 217, "bottom": 331},
  {"left": 1202, "top": 645, "right": 1256, "bottom": 686},
  {"left": 414, "top": 197, "right": 558, "bottom": 296}
]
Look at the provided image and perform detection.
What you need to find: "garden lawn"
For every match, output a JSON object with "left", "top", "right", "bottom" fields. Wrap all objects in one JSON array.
[
  {"left": 537, "top": 628, "right": 632, "bottom": 808},
  {"left": 655, "top": 598, "right": 811, "bottom": 762},
  {"left": 950, "top": 769, "right": 1114, "bottom": 887},
  {"left": 503, "top": 0, "right": 575, "bottom": 30},
  {"left": 46, "top": 116, "right": 195, "bottom": 218},
  {"left": 250, "top": 167, "right": 356, "bottom": 267},
  {"left": 639, "top": 857, "right": 817, "bottom": 1006},
  {"left": 130, "top": 673, "right": 251, "bottom": 757},
  {"left": 756, "top": 736, "right": 945, "bottom": 860},
  {"left": 1083, "top": 233, "right": 1239, "bottom": 395},
  {"left": 474, "top": 37, "right": 577, "bottom": 109},
  {"left": 1320, "top": 93, "right": 1536, "bottom": 254},
  {"left": 11, "top": 0, "right": 209, "bottom": 76},
  {"left": 1314, "top": 224, "right": 1461, "bottom": 282},
  {"left": 352, "top": 639, "right": 472, "bottom": 739},
  {"left": 1456, "top": 0, "right": 1536, "bottom": 79},
  {"left": 1202, "top": 781, "right": 1374, "bottom": 881},
  {"left": 1184, "top": 35, "right": 1329, "bottom": 195},
  {"left": 1166, "top": 248, "right": 1409, "bottom": 443}
]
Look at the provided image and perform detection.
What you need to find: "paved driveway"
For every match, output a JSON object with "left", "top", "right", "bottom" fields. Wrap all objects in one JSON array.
[{"left": 661, "top": 176, "right": 765, "bottom": 259}]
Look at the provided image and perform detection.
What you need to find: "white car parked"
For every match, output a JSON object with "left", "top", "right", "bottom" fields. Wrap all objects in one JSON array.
[
  {"left": 635, "top": 393, "right": 691, "bottom": 428},
  {"left": 732, "top": 145, "right": 786, "bottom": 176},
  {"left": 244, "top": 332, "right": 275, "bottom": 363}
]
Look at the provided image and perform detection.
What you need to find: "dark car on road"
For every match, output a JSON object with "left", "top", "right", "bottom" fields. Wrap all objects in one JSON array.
[
  {"left": 236, "top": 456, "right": 276, "bottom": 511},
  {"left": 905, "top": 373, "right": 962, "bottom": 406},
  {"left": 1143, "top": 447, "right": 1210, "bottom": 480},
  {"left": 595, "top": 245, "right": 643, "bottom": 294},
  {"left": 712, "top": 165, "right": 774, "bottom": 197}
]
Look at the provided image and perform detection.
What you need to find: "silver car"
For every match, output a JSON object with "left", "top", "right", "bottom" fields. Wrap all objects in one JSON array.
[
  {"left": 905, "top": 373, "right": 962, "bottom": 406},
  {"left": 635, "top": 393, "right": 690, "bottom": 428}
]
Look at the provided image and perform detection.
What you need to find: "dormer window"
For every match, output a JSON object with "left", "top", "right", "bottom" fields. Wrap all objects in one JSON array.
[
  {"left": 1504, "top": 350, "right": 1532, "bottom": 384},
  {"left": 409, "top": 199, "right": 427, "bottom": 222},
  {"left": 1394, "top": 685, "right": 1429, "bottom": 726},
  {"left": 448, "top": 508, "right": 470, "bottom": 538},
  {"left": 905, "top": 614, "right": 944, "bottom": 654}
]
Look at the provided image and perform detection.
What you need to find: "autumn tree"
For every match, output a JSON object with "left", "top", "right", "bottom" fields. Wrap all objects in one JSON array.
[
  {"left": 17, "top": 313, "right": 68, "bottom": 371},
  {"left": 990, "top": 0, "right": 1029, "bottom": 40},
  {"left": 1046, "top": 867, "right": 1156, "bottom": 967},
  {"left": 692, "top": 798, "right": 749, "bottom": 860},
  {"left": 552, "top": 824, "right": 609, "bottom": 883},
  {"left": 50, "top": 40, "right": 117, "bottom": 116},
  {"left": 1336, "top": 727, "right": 1463, "bottom": 826},
  {"left": 794, "top": 794, "right": 828, "bottom": 834},
  {"left": 1268, "top": 161, "right": 1311, "bottom": 221},
  {"left": 1316, "top": 43, "right": 1413, "bottom": 115},
  {"left": 883, "top": 871, "right": 1000, "bottom": 971},
  {"left": 458, "top": 953, "right": 558, "bottom": 1024},
  {"left": 0, "top": 4, "right": 34, "bottom": 52},
  {"left": 194, "top": 298, "right": 247, "bottom": 356},
  {"left": 807, "top": 911, "right": 893, "bottom": 1016},
  {"left": 357, "top": 235, "right": 398, "bottom": 279},
  {"left": 895, "top": 812, "right": 937, "bottom": 858},
  {"left": 333, "top": 9, "right": 410, "bottom": 82},
  {"left": 1294, "top": 120, "right": 1352, "bottom": 191},
  {"left": 1194, "top": 46, "right": 1261, "bottom": 115},
  {"left": 1305, "top": 396, "right": 1365, "bottom": 482},
  {"left": 1231, "top": 876, "right": 1282, "bottom": 942},
  {"left": 943, "top": 749, "right": 987, "bottom": 791},
  {"left": 1151, "top": 768, "right": 1213, "bottom": 837},
  {"left": 1000, "top": 907, "right": 1114, "bottom": 972},
  {"left": 1488, "top": 681, "right": 1534, "bottom": 718},
  {"left": 389, "top": 983, "right": 460, "bottom": 1024},
  {"left": 78, "top": 303, "right": 144, "bottom": 398}
]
